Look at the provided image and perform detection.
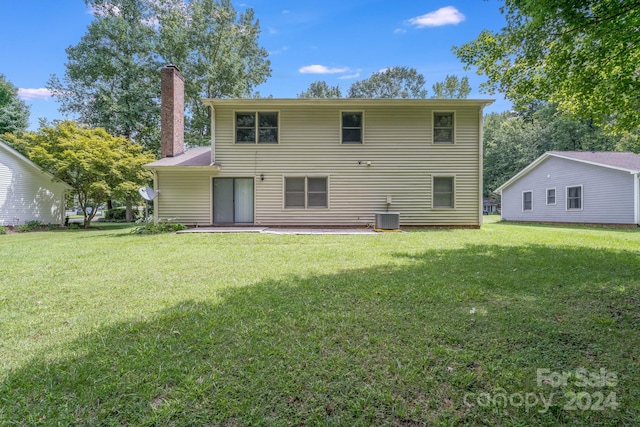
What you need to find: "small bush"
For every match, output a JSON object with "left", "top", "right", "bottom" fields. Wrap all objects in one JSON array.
[
  {"left": 131, "top": 219, "right": 187, "bottom": 234},
  {"left": 0, "top": 226, "right": 6, "bottom": 235},
  {"left": 15, "top": 221, "right": 42, "bottom": 233},
  {"left": 104, "top": 207, "right": 127, "bottom": 222}
]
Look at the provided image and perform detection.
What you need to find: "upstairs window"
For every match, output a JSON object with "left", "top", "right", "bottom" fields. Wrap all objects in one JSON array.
[
  {"left": 341, "top": 112, "right": 363, "bottom": 144},
  {"left": 567, "top": 186, "right": 582, "bottom": 210},
  {"left": 433, "top": 112, "right": 454, "bottom": 144},
  {"left": 235, "top": 112, "right": 278, "bottom": 144}
]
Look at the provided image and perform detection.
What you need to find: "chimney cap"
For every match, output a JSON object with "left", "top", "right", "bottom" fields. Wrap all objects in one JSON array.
[{"left": 163, "top": 64, "right": 181, "bottom": 72}]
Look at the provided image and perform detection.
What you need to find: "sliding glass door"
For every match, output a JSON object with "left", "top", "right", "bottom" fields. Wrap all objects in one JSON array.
[{"left": 213, "top": 178, "right": 254, "bottom": 224}]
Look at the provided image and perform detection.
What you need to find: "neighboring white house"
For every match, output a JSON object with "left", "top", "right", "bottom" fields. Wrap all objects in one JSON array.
[
  {"left": 144, "top": 66, "right": 493, "bottom": 228},
  {"left": 0, "top": 138, "right": 71, "bottom": 226},
  {"left": 495, "top": 151, "right": 640, "bottom": 227}
]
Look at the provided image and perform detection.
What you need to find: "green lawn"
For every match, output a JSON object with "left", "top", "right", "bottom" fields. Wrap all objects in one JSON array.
[{"left": 1, "top": 220, "right": 638, "bottom": 425}]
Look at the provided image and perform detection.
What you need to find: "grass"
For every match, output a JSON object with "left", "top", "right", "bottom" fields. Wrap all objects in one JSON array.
[{"left": 0, "top": 219, "right": 638, "bottom": 425}]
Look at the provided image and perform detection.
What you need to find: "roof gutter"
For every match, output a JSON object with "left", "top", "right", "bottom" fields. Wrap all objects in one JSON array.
[{"left": 635, "top": 172, "right": 640, "bottom": 225}]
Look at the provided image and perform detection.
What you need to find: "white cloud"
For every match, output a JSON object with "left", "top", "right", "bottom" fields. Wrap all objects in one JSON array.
[
  {"left": 338, "top": 73, "right": 360, "bottom": 80},
  {"left": 18, "top": 88, "right": 53, "bottom": 101},
  {"left": 282, "top": 10, "right": 290, "bottom": 14},
  {"left": 407, "top": 6, "right": 465, "bottom": 28},
  {"left": 270, "top": 46, "right": 289, "bottom": 55},
  {"left": 299, "top": 65, "right": 350, "bottom": 74},
  {"left": 394, "top": 28, "right": 407, "bottom": 34}
]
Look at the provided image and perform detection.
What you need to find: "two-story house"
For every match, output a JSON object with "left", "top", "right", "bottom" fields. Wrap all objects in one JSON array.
[{"left": 144, "top": 66, "right": 493, "bottom": 228}]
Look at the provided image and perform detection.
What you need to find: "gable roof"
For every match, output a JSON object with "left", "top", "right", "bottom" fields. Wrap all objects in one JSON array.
[
  {"left": 495, "top": 151, "right": 640, "bottom": 193},
  {"left": 0, "top": 138, "right": 72, "bottom": 190},
  {"left": 546, "top": 151, "right": 640, "bottom": 171}
]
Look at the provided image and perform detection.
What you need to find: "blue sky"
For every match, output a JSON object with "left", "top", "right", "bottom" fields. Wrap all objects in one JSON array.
[{"left": 0, "top": 1, "right": 511, "bottom": 130}]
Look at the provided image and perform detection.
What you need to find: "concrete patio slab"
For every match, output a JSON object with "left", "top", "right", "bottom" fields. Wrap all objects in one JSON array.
[
  {"left": 177, "top": 227, "right": 380, "bottom": 235},
  {"left": 177, "top": 227, "right": 267, "bottom": 233}
]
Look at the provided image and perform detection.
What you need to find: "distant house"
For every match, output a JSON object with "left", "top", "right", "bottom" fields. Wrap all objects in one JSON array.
[
  {"left": 483, "top": 198, "right": 498, "bottom": 214},
  {"left": 144, "top": 66, "right": 493, "bottom": 228},
  {"left": 0, "top": 138, "right": 71, "bottom": 226},
  {"left": 495, "top": 151, "right": 640, "bottom": 227}
]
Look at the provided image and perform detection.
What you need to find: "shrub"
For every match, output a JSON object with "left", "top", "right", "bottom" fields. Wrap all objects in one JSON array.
[
  {"left": 0, "top": 226, "right": 6, "bottom": 235},
  {"left": 104, "top": 207, "right": 127, "bottom": 222},
  {"left": 103, "top": 207, "right": 141, "bottom": 222},
  {"left": 131, "top": 219, "right": 187, "bottom": 234},
  {"left": 15, "top": 221, "right": 42, "bottom": 232}
]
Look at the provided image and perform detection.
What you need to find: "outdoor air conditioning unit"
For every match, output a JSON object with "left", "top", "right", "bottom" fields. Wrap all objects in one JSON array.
[{"left": 374, "top": 212, "right": 400, "bottom": 231}]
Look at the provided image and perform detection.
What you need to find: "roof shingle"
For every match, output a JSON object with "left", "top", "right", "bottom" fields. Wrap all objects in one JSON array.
[
  {"left": 548, "top": 151, "right": 640, "bottom": 172},
  {"left": 144, "top": 146, "right": 213, "bottom": 167}
]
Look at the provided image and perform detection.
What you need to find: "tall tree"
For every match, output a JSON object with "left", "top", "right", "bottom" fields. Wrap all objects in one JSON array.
[
  {"left": 48, "top": 0, "right": 161, "bottom": 152},
  {"left": 156, "top": 0, "right": 271, "bottom": 145},
  {"left": 454, "top": 0, "right": 640, "bottom": 134},
  {"left": 431, "top": 74, "right": 471, "bottom": 99},
  {"left": 11, "top": 122, "right": 155, "bottom": 228},
  {"left": 298, "top": 81, "right": 342, "bottom": 98},
  {"left": 48, "top": 0, "right": 271, "bottom": 152},
  {"left": 347, "top": 67, "right": 427, "bottom": 99},
  {"left": 483, "top": 112, "right": 548, "bottom": 197},
  {"left": 0, "top": 74, "right": 30, "bottom": 135}
]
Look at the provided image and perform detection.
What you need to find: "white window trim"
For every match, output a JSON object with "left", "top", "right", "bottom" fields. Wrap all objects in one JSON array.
[
  {"left": 522, "top": 190, "right": 533, "bottom": 212},
  {"left": 546, "top": 187, "right": 556, "bottom": 205},
  {"left": 431, "top": 174, "right": 456, "bottom": 209},
  {"left": 282, "top": 175, "right": 330, "bottom": 210},
  {"left": 234, "top": 110, "right": 280, "bottom": 144},
  {"left": 340, "top": 111, "right": 365, "bottom": 144},
  {"left": 565, "top": 185, "right": 583, "bottom": 211},
  {"left": 432, "top": 111, "right": 456, "bottom": 144}
]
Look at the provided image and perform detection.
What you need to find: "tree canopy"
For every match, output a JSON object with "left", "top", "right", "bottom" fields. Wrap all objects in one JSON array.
[
  {"left": 0, "top": 74, "right": 30, "bottom": 135},
  {"left": 347, "top": 67, "right": 427, "bottom": 99},
  {"left": 297, "top": 70, "right": 476, "bottom": 100},
  {"left": 454, "top": 0, "right": 640, "bottom": 133},
  {"left": 6, "top": 122, "right": 156, "bottom": 228},
  {"left": 298, "top": 81, "right": 342, "bottom": 99},
  {"left": 48, "top": 0, "right": 271, "bottom": 152},
  {"left": 431, "top": 74, "right": 471, "bottom": 99}
]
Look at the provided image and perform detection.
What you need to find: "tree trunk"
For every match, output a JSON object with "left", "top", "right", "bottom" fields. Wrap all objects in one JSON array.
[
  {"left": 83, "top": 210, "right": 92, "bottom": 228},
  {"left": 125, "top": 195, "right": 134, "bottom": 222}
]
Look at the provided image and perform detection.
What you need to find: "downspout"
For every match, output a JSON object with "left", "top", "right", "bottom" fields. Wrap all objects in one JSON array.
[
  {"left": 478, "top": 107, "right": 485, "bottom": 227},
  {"left": 635, "top": 172, "right": 639, "bottom": 225},
  {"left": 210, "top": 103, "right": 216, "bottom": 164},
  {"left": 152, "top": 169, "right": 159, "bottom": 225}
]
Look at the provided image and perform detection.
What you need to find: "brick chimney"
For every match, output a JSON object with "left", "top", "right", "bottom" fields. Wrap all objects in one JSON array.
[{"left": 160, "top": 65, "right": 184, "bottom": 158}]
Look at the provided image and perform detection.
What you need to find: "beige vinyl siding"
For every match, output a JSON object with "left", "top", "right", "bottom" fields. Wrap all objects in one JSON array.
[
  {"left": 154, "top": 170, "right": 214, "bottom": 225},
  {"left": 0, "top": 142, "right": 69, "bottom": 226},
  {"left": 208, "top": 103, "right": 482, "bottom": 226}
]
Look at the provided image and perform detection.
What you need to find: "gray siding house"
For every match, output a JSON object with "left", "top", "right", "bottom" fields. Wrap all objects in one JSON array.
[
  {"left": 496, "top": 151, "right": 640, "bottom": 226},
  {"left": 144, "top": 66, "right": 493, "bottom": 228},
  {"left": 0, "top": 138, "right": 71, "bottom": 226}
]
